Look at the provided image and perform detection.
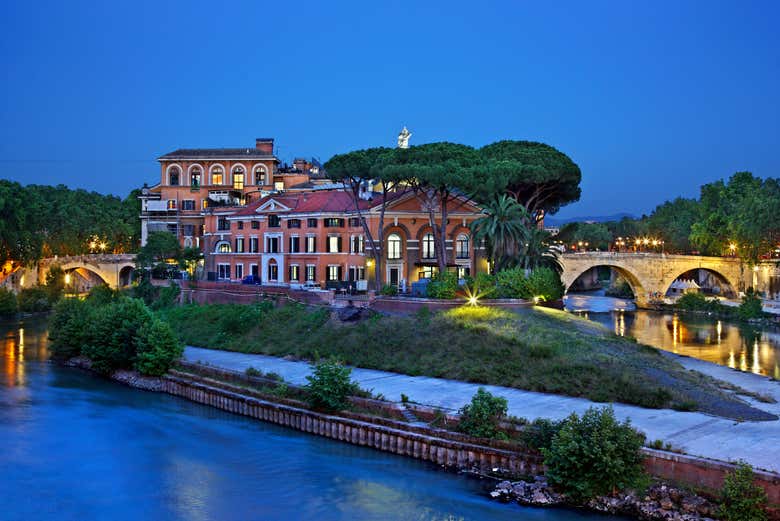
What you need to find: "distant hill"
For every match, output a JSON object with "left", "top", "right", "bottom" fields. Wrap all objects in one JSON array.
[{"left": 545, "top": 212, "right": 636, "bottom": 226}]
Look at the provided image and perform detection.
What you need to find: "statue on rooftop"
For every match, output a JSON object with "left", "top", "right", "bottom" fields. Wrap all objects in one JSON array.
[{"left": 397, "top": 126, "right": 411, "bottom": 149}]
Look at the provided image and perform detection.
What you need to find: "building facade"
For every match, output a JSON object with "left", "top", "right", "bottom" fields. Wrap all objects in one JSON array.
[{"left": 205, "top": 189, "right": 488, "bottom": 289}]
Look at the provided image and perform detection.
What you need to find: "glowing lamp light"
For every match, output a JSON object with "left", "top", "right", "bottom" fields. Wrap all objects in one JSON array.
[
  {"left": 366, "top": 259, "right": 374, "bottom": 267},
  {"left": 467, "top": 296, "right": 478, "bottom": 306},
  {"left": 64, "top": 273, "right": 71, "bottom": 285}
]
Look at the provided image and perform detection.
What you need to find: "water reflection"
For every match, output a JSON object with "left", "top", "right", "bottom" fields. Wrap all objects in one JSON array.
[{"left": 567, "top": 302, "right": 780, "bottom": 378}]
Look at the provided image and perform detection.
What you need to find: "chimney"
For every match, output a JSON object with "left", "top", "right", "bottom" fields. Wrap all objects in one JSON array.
[{"left": 255, "top": 138, "right": 274, "bottom": 154}]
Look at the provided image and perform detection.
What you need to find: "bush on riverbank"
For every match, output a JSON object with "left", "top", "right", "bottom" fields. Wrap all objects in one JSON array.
[
  {"left": 18, "top": 286, "right": 53, "bottom": 312},
  {"left": 159, "top": 302, "right": 751, "bottom": 413},
  {"left": 737, "top": 291, "right": 764, "bottom": 321},
  {"left": 458, "top": 388, "right": 509, "bottom": 440},
  {"left": 719, "top": 461, "right": 768, "bottom": 521},
  {"left": 491, "top": 267, "right": 564, "bottom": 301},
  {"left": 49, "top": 291, "right": 183, "bottom": 376},
  {"left": 0, "top": 288, "right": 17, "bottom": 316},
  {"left": 305, "top": 358, "right": 360, "bottom": 412},
  {"left": 542, "top": 406, "right": 646, "bottom": 502}
]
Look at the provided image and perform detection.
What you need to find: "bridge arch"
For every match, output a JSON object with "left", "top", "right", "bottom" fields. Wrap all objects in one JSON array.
[
  {"left": 660, "top": 267, "right": 739, "bottom": 299},
  {"left": 564, "top": 263, "right": 647, "bottom": 299}
]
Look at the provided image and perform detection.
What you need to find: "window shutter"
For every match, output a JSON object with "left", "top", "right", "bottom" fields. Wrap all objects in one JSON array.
[
  {"left": 337, "top": 266, "right": 343, "bottom": 281},
  {"left": 337, "top": 236, "right": 342, "bottom": 253}
]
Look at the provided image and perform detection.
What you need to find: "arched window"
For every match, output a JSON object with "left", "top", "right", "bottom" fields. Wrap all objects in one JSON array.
[
  {"left": 456, "top": 234, "right": 470, "bottom": 259},
  {"left": 211, "top": 166, "right": 224, "bottom": 185},
  {"left": 422, "top": 233, "right": 435, "bottom": 259},
  {"left": 215, "top": 241, "right": 232, "bottom": 253},
  {"left": 387, "top": 234, "right": 402, "bottom": 260},
  {"left": 254, "top": 166, "right": 266, "bottom": 185},
  {"left": 169, "top": 166, "right": 180, "bottom": 186},
  {"left": 189, "top": 166, "right": 202, "bottom": 188},
  {"left": 233, "top": 166, "right": 245, "bottom": 189}
]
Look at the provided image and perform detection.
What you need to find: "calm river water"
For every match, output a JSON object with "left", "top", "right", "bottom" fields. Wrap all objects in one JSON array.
[
  {"left": 565, "top": 293, "right": 780, "bottom": 379},
  {"left": 0, "top": 317, "right": 611, "bottom": 521}
]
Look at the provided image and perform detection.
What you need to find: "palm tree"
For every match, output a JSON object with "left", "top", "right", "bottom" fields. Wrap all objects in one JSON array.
[
  {"left": 470, "top": 195, "right": 530, "bottom": 272},
  {"left": 520, "top": 227, "right": 563, "bottom": 273}
]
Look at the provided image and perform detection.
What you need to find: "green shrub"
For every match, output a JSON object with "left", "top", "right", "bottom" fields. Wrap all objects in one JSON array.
[
  {"left": 457, "top": 387, "right": 509, "bottom": 440},
  {"left": 45, "top": 265, "right": 66, "bottom": 303},
  {"left": 86, "top": 284, "right": 118, "bottom": 306},
  {"left": 737, "top": 292, "right": 764, "bottom": 321},
  {"left": 0, "top": 287, "right": 18, "bottom": 317},
  {"left": 521, "top": 417, "right": 564, "bottom": 451},
  {"left": 379, "top": 284, "right": 398, "bottom": 296},
  {"left": 522, "top": 267, "right": 565, "bottom": 302},
  {"left": 542, "top": 406, "right": 646, "bottom": 501},
  {"left": 245, "top": 367, "right": 262, "bottom": 377},
  {"left": 48, "top": 298, "right": 92, "bottom": 359},
  {"left": 150, "top": 282, "right": 180, "bottom": 310},
  {"left": 469, "top": 272, "right": 496, "bottom": 298},
  {"left": 427, "top": 271, "right": 458, "bottom": 299},
  {"left": 18, "top": 286, "right": 52, "bottom": 312},
  {"left": 605, "top": 279, "right": 634, "bottom": 299},
  {"left": 719, "top": 461, "right": 768, "bottom": 521},
  {"left": 676, "top": 292, "right": 722, "bottom": 312},
  {"left": 82, "top": 298, "right": 155, "bottom": 374},
  {"left": 305, "top": 358, "right": 359, "bottom": 411},
  {"left": 134, "top": 318, "right": 183, "bottom": 376},
  {"left": 495, "top": 268, "right": 526, "bottom": 298},
  {"left": 131, "top": 277, "right": 159, "bottom": 306}
]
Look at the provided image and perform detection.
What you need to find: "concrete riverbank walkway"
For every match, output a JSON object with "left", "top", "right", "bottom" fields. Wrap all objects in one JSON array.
[{"left": 184, "top": 346, "right": 780, "bottom": 474}]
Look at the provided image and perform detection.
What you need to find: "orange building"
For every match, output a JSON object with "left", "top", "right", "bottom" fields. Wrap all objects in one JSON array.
[
  {"left": 139, "top": 138, "right": 324, "bottom": 249},
  {"left": 204, "top": 189, "right": 488, "bottom": 289}
]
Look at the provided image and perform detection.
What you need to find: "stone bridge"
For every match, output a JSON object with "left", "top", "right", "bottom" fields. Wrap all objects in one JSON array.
[
  {"left": 35, "top": 254, "right": 137, "bottom": 289},
  {"left": 559, "top": 252, "right": 769, "bottom": 307}
]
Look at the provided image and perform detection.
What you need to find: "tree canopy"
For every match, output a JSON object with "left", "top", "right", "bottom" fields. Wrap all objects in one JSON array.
[{"left": 0, "top": 180, "right": 140, "bottom": 264}]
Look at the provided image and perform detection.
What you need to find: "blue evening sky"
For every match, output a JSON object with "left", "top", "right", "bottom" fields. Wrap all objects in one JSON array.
[{"left": 1, "top": 0, "right": 778, "bottom": 219}]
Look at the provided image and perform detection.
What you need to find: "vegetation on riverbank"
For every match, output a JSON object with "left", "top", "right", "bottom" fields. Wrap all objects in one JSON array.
[
  {"left": 158, "top": 301, "right": 760, "bottom": 416},
  {"left": 673, "top": 291, "right": 768, "bottom": 321}
]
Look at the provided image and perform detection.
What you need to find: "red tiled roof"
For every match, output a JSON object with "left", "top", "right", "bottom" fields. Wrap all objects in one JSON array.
[{"left": 231, "top": 190, "right": 373, "bottom": 217}]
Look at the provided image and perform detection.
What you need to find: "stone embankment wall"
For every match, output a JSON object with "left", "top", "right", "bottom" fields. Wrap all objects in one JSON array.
[{"left": 162, "top": 374, "right": 544, "bottom": 478}]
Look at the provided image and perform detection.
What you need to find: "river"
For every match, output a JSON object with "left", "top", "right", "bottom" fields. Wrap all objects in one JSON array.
[
  {"left": 0, "top": 317, "right": 612, "bottom": 521},
  {"left": 564, "top": 292, "right": 780, "bottom": 379}
]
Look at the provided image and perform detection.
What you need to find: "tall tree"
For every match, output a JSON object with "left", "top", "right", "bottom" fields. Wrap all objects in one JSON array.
[
  {"left": 477, "top": 140, "right": 582, "bottom": 220},
  {"left": 325, "top": 147, "right": 409, "bottom": 291},
  {"left": 374, "top": 143, "right": 480, "bottom": 275},
  {"left": 646, "top": 197, "right": 700, "bottom": 253}
]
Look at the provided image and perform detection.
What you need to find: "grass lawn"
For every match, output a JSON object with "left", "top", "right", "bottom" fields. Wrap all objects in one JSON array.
[{"left": 158, "top": 301, "right": 760, "bottom": 416}]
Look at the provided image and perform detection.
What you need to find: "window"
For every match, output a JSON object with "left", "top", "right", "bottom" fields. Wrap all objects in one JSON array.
[
  {"left": 235, "top": 264, "right": 243, "bottom": 279},
  {"left": 324, "top": 218, "right": 344, "bottom": 228},
  {"left": 267, "top": 262, "right": 278, "bottom": 281},
  {"left": 254, "top": 166, "right": 266, "bottom": 185},
  {"left": 348, "top": 266, "right": 366, "bottom": 281},
  {"left": 289, "top": 236, "right": 300, "bottom": 253},
  {"left": 327, "top": 235, "right": 342, "bottom": 253},
  {"left": 249, "top": 237, "right": 258, "bottom": 253},
  {"left": 387, "top": 234, "right": 402, "bottom": 260},
  {"left": 217, "top": 264, "right": 231, "bottom": 280},
  {"left": 169, "top": 167, "right": 180, "bottom": 186},
  {"left": 307, "top": 218, "right": 318, "bottom": 228},
  {"left": 306, "top": 265, "right": 316, "bottom": 282},
  {"left": 456, "top": 234, "right": 470, "bottom": 259},
  {"left": 251, "top": 220, "right": 259, "bottom": 229},
  {"left": 419, "top": 266, "right": 437, "bottom": 279},
  {"left": 348, "top": 217, "right": 362, "bottom": 228},
  {"left": 181, "top": 200, "right": 195, "bottom": 211},
  {"left": 216, "top": 242, "right": 231, "bottom": 253},
  {"left": 350, "top": 235, "right": 364, "bottom": 253},
  {"left": 422, "top": 233, "right": 435, "bottom": 259},
  {"left": 267, "top": 237, "right": 280, "bottom": 253},
  {"left": 268, "top": 215, "right": 281, "bottom": 227},
  {"left": 457, "top": 266, "right": 470, "bottom": 279},
  {"left": 306, "top": 236, "right": 316, "bottom": 253},
  {"left": 233, "top": 167, "right": 245, "bottom": 189},
  {"left": 191, "top": 169, "right": 201, "bottom": 188},
  {"left": 167, "top": 199, "right": 177, "bottom": 210},
  {"left": 211, "top": 167, "right": 224, "bottom": 185},
  {"left": 287, "top": 219, "right": 301, "bottom": 229},
  {"left": 237, "top": 221, "right": 244, "bottom": 230},
  {"left": 235, "top": 238, "right": 244, "bottom": 253},
  {"left": 289, "top": 265, "right": 300, "bottom": 281},
  {"left": 183, "top": 224, "right": 195, "bottom": 236},
  {"left": 327, "top": 265, "right": 342, "bottom": 281},
  {"left": 217, "top": 217, "right": 230, "bottom": 231},
  {"left": 274, "top": 181, "right": 284, "bottom": 191}
]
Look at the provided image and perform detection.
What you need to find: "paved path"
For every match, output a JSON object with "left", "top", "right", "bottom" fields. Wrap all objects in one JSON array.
[{"left": 184, "top": 346, "right": 780, "bottom": 474}]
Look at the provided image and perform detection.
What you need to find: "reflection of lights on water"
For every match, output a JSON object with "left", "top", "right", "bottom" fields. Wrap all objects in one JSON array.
[
  {"left": 672, "top": 315, "right": 679, "bottom": 352},
  {"left": 613, "top": 310, "right": 625, "bottom": 337},
  {"left": 740, "top": 350, "right": 747, "bottom": 372},
  {"left": 752, "top": 340, "right": 761, "bottom": 374},
  {"left": 716, "top": 321, "right": 722, "bottom": 344},
  {"left": 728, "top": 351, "right": 736, "bottom": 369}
]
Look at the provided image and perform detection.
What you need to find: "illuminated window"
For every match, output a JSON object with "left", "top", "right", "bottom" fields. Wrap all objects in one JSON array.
[
  {"left": 328, "top": 235, "right": 342, "bottom": 253},
  {"left": 211, "top": 167, "right": 224, "bottom": 185},
  {"left": 254, "top": 166, "right": 266, "bottom": 185},
  {"left": 456, "top": 234, "right": 470, "bottom": 258},
  {"left": 216, "top": 242, "right": 231, "bottom": 253},
  {"left": 233, "top": 167, "right": 245, "bottom": 189}
]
